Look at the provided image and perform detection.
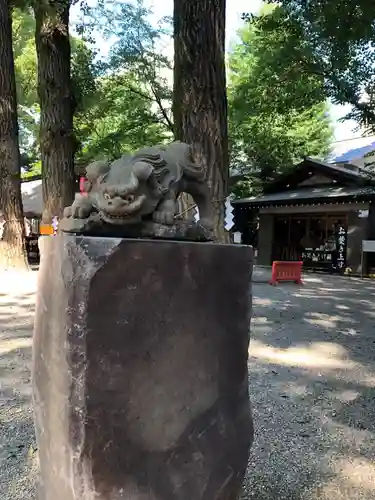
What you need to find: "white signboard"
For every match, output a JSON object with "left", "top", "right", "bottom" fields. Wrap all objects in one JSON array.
[
  {"left": 233, "top": 231, "right": 242, "bottom": 244},
  {"left": 362, "top": 240, "right": 375, "bottom": 252},
  {"left": 358, "top": 210, "right": 369, "bottom": 219}
]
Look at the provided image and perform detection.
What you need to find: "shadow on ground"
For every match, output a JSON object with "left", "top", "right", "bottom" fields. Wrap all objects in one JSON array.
[
  {"left": 243, "top": 275, "right": 375, "bottom": 500},
  {"left": 1, "top": 271, "right": 375, "bottom": 500}
]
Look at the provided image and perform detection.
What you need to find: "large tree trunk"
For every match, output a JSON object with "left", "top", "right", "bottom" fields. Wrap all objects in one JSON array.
[
  {"left": 34, "top": 0, "right": 75, "bottom": 222},
  {"left": 173, "top": 0, "right": 229, "bottom": 242},
  {"left": 0, "top": 0, "right": 27, "bottom": 269},
  {"left": 176, "top": 193, "right": 196, "bottom": 221}
]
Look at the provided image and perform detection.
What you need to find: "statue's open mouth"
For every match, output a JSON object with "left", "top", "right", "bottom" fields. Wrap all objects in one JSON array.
[
  {"left": 104, "top": 213, "right": 129, "bottom": 220},
  {"left": 100, "top": 212, "right": 140, "bottom": 225},
  {"left": 98, "top": 194, "right": 146, "bottom": 225}
]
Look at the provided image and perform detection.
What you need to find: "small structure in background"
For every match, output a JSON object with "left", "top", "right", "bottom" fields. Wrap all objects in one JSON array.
[
  {"left": 21, "top": 177, "right": 43, "bottom": 236},
  {"left": 21, "top": 175, "right": 82, "bottom": 262},
  {"left": 233, "top": 157, "right": 375, "bottom": 276},
  {"left": 269, "top": 261, "right": 303, "bottom": 286},
  {"left": 233, "top": 231, "right": 242, "bottom": 244},
  {"left": 331, "top": 135, "right": 375, "bottom": 171},
  {"left": 361, "top": 240, "right": 375, "bottom": 278}
]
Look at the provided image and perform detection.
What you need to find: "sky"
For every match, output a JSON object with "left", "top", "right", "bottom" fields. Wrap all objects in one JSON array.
[
  {"left": 71, "top": 0, "right": 358, "bottom": 144},
  {"left": 146, "top": 0, "right": 251, "bottom": 48}
]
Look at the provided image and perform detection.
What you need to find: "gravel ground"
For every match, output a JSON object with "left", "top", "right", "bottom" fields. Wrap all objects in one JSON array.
[
  {"left": 0, "top": 271, "right": 38, "bottom": 500},
  {"left": 0, "top": 270, "right": 374, "bottom": 499},
  {"left": 244, "top": 274, "right": 375, "bottom": 499}
]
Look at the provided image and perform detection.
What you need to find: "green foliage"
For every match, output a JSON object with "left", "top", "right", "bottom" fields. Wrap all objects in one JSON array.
[
  {"left": 70, "top": 38, "right": 99, "bottom": 115},
  {"left": 13, "top": 0, "right": 173, "bottom": 175},
  {"left": 21, "top": 160, "right": 41, "bottom": 178},
  {"left": 228, "top": 8, "right": 333, "bottom": 198},
  {"left": 12, "top": 7, "right": 99, "bottom": 156},
  {"left": 12, "top": 8, "right": 39, "bottom": 153},
  {"left": 234, "top": 5, "right": 325, "bottom": 114},
  {"left": 79, "top": 0, "right": 174, "bottom": 132},
  {"left": 73, "top": 0, "right": 173, "bottom": 164},
  {"left": 75, "top": 73, "right": 170, "bottom": 165},
  {"left": 246, "top": 1, "right": 375, "bottom": 132}
]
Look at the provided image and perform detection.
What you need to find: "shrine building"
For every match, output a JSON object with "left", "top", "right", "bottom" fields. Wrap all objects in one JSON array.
[{"left": 232, "top": 157, "right": 375, "bottom": 275}]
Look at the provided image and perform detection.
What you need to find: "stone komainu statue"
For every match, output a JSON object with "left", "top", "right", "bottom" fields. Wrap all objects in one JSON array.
[{"left": 64, "top": 142, "right": 213, "bottom": 229}]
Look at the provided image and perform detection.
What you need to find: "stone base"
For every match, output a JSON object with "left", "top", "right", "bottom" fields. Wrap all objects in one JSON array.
[
  {"left": 58, "top": 216, "right": 213, "bottom": 241},
  {"left": 33, "top": 234, "right": 253, "bottom": 499}
]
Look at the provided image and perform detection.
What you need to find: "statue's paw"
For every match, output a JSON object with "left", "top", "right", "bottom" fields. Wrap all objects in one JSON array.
[
  {"left": 63, "top": 206, "right": 73, "bottom": 218},
  {"left": 76, "top": 208, "right": 88, "bottom": 218},
  {"left": 153, "top": 211, "right": 175, "bottom": 225},
  {"left": 64, "top": 204, "right": 92, "bottom": 219},
  {"left": 199, "top": 217, "right": 214, "bottom": 230}
]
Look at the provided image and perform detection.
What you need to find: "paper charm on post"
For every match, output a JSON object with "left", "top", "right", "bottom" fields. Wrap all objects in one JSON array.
[{"left": 225, "top": 197, "right": 234, "bottom": 231}]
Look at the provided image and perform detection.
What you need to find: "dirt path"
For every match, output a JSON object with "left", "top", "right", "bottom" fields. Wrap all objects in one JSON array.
[
  {"left": 244, "top": 275, "right": 375, "bottom": 499},
  {"left": 0, "top": 271, "right": 374, "bottom": 499},
  {"left": 0, "top": 271, "right": 38, "bottom": 500}
]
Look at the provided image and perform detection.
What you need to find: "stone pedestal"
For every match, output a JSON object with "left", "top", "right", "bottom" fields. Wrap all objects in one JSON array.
[{"left": 33, "top": 234, "right": 253, "bottom": 500}]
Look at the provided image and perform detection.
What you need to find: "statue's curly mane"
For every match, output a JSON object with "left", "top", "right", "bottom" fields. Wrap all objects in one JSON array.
[
  {"left": 132, "top": 151, "right": 166, "bottom": 169},
  {"left": 175, "top": 149, "right": 206, "bottom": 181},
  {"left": 132, "top": 142, "right": 205, "bottom": 193},
  {"left": 131, "top": 150, "right": 170, "bottom": 193},
  {"left": 163, "top": 142, "right": 206, "bottom": 181}
]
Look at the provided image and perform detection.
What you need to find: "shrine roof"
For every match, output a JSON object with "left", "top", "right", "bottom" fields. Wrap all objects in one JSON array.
[{"left": 232, "top": 185, "right": 375, "bottom": 207}]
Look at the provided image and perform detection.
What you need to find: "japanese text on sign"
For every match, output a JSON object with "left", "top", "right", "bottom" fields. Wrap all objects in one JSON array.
[{"left": 336, "top": 226, "right": 347, "bottom": 269}]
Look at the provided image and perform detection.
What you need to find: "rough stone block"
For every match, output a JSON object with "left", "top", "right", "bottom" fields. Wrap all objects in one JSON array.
[{"left": 33, "top": 234, "right": 253, "bottom": 500}]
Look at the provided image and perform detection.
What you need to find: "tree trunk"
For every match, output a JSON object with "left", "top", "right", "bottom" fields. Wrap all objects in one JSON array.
[
  {"left": 176, "top": 193, "right": 196, "bottom": 221},
  {"left": 0, "top": 0, "right": 27, "bottom": 269},
  {"left": 173, "top": 0, "right": 229, "bottom": 242},
  {"left": 34, "top": 0, "right": 75, "bottom": 222}
]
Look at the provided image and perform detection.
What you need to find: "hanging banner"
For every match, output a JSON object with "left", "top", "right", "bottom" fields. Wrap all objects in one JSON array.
[
  {"left": 334, "top": 225, "right": 347, "bottom": 271},
  {"left": 0, "top": 221, "right": 5, "bottom": 240},
  {"left": 225, "top": 197, "right": 234, "bottom": 231}
]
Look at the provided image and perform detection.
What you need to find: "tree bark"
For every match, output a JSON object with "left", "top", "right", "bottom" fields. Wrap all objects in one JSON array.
[
  {"left": 173, "top": 0, "right": 229, "bottom": 242},
  {"left": 176, "top": 193, "right": 196, "bottom": 221},
  {"left": 0, "top": 0, "right": 27, "bottom": 269},
  {"left": 34, "top": 0, "right": 76, "bottom": 222}
]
